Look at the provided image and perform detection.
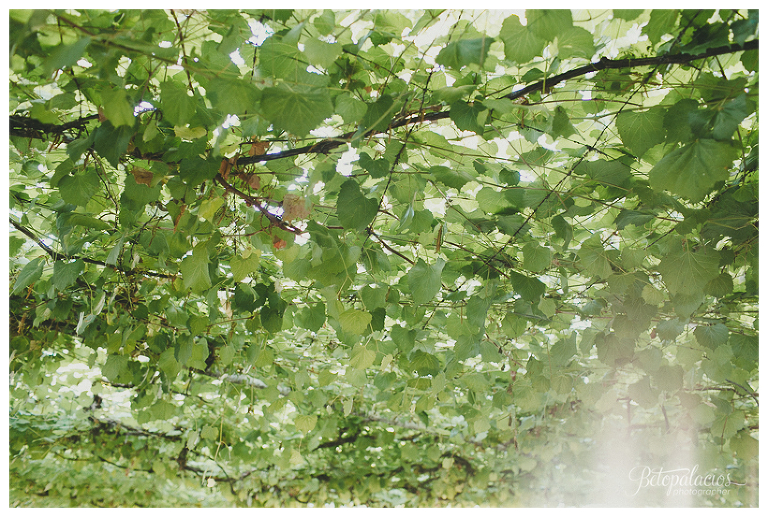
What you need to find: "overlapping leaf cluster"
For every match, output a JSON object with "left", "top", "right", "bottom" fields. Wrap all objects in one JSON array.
[{"left": 9, "top": 9, "right": 758, "bottom": 507}]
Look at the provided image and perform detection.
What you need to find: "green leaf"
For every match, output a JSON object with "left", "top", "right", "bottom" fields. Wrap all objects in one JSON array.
[
  {"left": 576, "top": 159, "right": 632, "bottom": 188},
  {"left": 577, "top": 239, "right": 614, "bottom": 279},
  {"left": 711, "top": 94, "right": 754, "bottom": 141},
  {"left": 335, "top": 94, "right": 368, "bottom": 125},
  {"left": 435, "top": 37, "right": 494, "bottom": 69},
  {"left": 429, "top": 165, "right": 474, "bottom": 190},
  {"left": 409, "top": 351, "right": 441, "bottom": 376},
  {"left": 207, "top": 78, "right": 261, "bottom": 116},
  {"left": 691, "top": 403, "right": 716, "bottom": 426},
  {"left": 705, "top": 273, "right": 734, "bottom": 298},
  {"left": 657, "top": 243, "right": 720, "bottom": 296},
  {"left": 408, "top": 258, "right": 445, "bottom": 306},
  {"left": 613, "top": 10, "right": 644, "bottom": 21},
  {"left": 360, "top": 95, "right": 396, "bottom": 133},
  {"left": 616, "top": 108, "right": 665, "bottom": 158},
  {"left": 339, "top": 309, "right": 373, "bottom": 336},
  {"left": 643, "top": 10, "right": 679, "bottom": 44},
  {"left": 628, "top": 376, "right": 658, "bottom": 408},
  {"left": 303, "top": 38, "right": 342, "bottom": 69},
  {"left": 198, "top": 196, "right": 225, "bottom": 223},
  {"left": 522, "top": 242, "right": 551, "bottom": 273},
  {"left": 548, "top": 106, "right": 577, "bottom": 139},
  {"left": 550, "top": 338, "right": 576, "bottom": 366},
  {"left": 358, "top": 153, "right": 391, "bottom": 179},
  {"left": 509, "top": 272, "right": 545, "bottom": 302},
  {"left": 653, "top": 364, "right": 684, "bottom": 392},
  {"left": 12, "top": 257, "right": 45, "bottom": 295},
  {"left": 93, "top": 122, "right": 134, "bottom": 168},
  {"left": 260, "top": 84, "right": 333, "bottom": 136},
  {"left": 42, "top": 37, "right": 90, "bottom": 76},
  {"left": 122, "top": 174, "right": 161, "bottom": 207},
  {"left": 527, "top": 9, "right": 573, "bottom": 41},
  {"left": 67, "top": 214, "right": 112, "bottom": 231},
  {"left": 160, "top": 81, "right": 197, "bottom": 127},
  {"left": 52, "top": 260, "right": 84, "bottom": 292},
  {"left": 158, "top": 349, "right": 181, "bottom": 380},
  {"left": 103, "top": 355, "right": 129, "bottom": 383},
  {"left": 179, "top": 156, "right": 219, "bottom": 186},
  {"left": 499, "top": 15, "right": 547, "bottom": 64},
  {"left": 615, "top": 209, "right": 655, "bottom": 230},
  {"left": 450, "top": 101, "right": 487, "bottom": 134},
  {"left": 259, "top": 37, "right": 308, "bottom": 83},
  {"left": 298, "top": 303, "right": 326, "bottom": 332},
  {"left": 59, "top": 171, "right": 101, "bottom": 206},
  {"left": 294, "top": 414, "right": 318, "bottom": 434},
  {"left": 336, "top": 179, "right": 379, "bottom": 232},
  {"left": 148, "top": 400, "right": 177, "bottom": 421},
  {"left": 656, "top": 318, "right": 685, "bottom": 341},
  {"left": 694, "top": 323, "right": 729, "bottom": 349},
  {"left": 557, "top": 27, "right": 596, "bottom": 59},
  {"left": 180, "top": 242, "right": 213, "bottom": 293},
  {"left": 349, "top": 343, "right": 377, "bottom": 369},
  {"left": 101, "top": 87, "right": 134, "bottom": 128},
  {"left": 230, "top": 252, "right": 260, "bottom": 282},
  {"left": 649, "top": 139, "right": 738, "bottom": 203}
]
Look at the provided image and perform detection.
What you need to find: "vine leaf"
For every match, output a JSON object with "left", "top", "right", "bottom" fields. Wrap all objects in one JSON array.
[
  {"left": 436, "top": 37, "right": 494, "bottom": 69},
  {"left": 408, "top": 258, "right": 445, "bottom": 306},
  {"left": 336, "top": 179, "right": 379, "bottom": 232},
  {"left": 180, "top": 243, "right": 213, "bottom": 293},
  {"left": 656, "top": 243, "right": 720, "bottom": 296},
  {"left": 261, "top": 85, "right": 333, "bottom": 136},
  {"left": 499, "top": 15, "right": 546, "bottom": 64},
  {"left": 616, "top": 108, "right": 665, "bottom": 158},
  {"left": 649, "top": 139, "right": 738, "bottom": 202}
]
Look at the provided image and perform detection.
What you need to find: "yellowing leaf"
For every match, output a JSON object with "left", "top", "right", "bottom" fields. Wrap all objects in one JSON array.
[
  {"left": 349, "top": 343, "right": 376, "bottom": 370},
  {"left": 294, "top": 414, "right": 318, "bottom": 433},
  {"left": 282, "top": 192, "right": 310, "bottom": 222},
  {"left": 174, "top": 125, "right": 207, "bottom": 140},
  {"left": 131, "top": 167, "right": 153, "bottom": 186},
  {"left": 198, "top": 197, "right": 225, "bottom": 223}
]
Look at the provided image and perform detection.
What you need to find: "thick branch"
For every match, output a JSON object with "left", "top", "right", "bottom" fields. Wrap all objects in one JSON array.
[
  {"left": 234, "top": 39, "right": 758, "bottom": 165},
  {"left": 10, "top": 114, "right": 98, "bottom": 140},
  {"left": 501, "top": 39, "right": 759, "bottom": 101},
  {"left": 9, "top": 217, "right": 174, "bottom": 279}
]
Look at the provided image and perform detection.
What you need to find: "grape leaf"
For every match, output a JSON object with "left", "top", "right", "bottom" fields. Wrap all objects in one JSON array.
[
  {"left": 160, "top": 81, "right": 196, "bottom": 127},
  {"left": 294, "top": 414, "right": 318, "bottom": 433},
  {"left": 180, "top": 243, "right": 213, "bottom": 293},
  {"left": 101, "top": 87, "right": 134, "bottom": 128},
  {"left": 336, "top": 179, "right": 379, "bottom": 232},
  {"left": 349, "top": 343, "right": 377, "bottom": 369},
  {"left": 436, "top": 37, "right": 494, "bottom": 69},
  {"left": 408, "top": 258, "right": 445, "bottom": 306},
  {"left": 649, "top": 139, "right": 738, "bottom": 202},
  {"left": 527, "top": 9, "right": 573, "bottom": 41},
  {"left": 657, "top": 243, "right": 720, "bottom": 296},
  {"left": 260, "top": 84, "right": 333, "bottom": 136},
  {"left": 59, "top": 171, "right": 101, "bottom": 206},
  {"left": 339, "top": 309, "right": 373, "bottom": 336},
  {"left": 450, "top": 101, "right": 487, "bottom": 134},
  {"left": 616, "top": 108, "right": 665, "bottom": 158},
  {"left": 12, "top": 257, "right": 44, "bottom": 295},
  {"left": 499, "top": 15, "right": 546, "bottom": 64}
]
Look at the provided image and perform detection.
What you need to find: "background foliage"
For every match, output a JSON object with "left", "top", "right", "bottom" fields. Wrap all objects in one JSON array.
[{"left": 8, "top": 8, "right": 758, "bottom": 507}]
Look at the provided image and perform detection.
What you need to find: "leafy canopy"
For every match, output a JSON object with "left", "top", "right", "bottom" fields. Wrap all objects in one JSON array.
[{"left": 9, "top": 8, "right": 758, "bottom": 508}]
